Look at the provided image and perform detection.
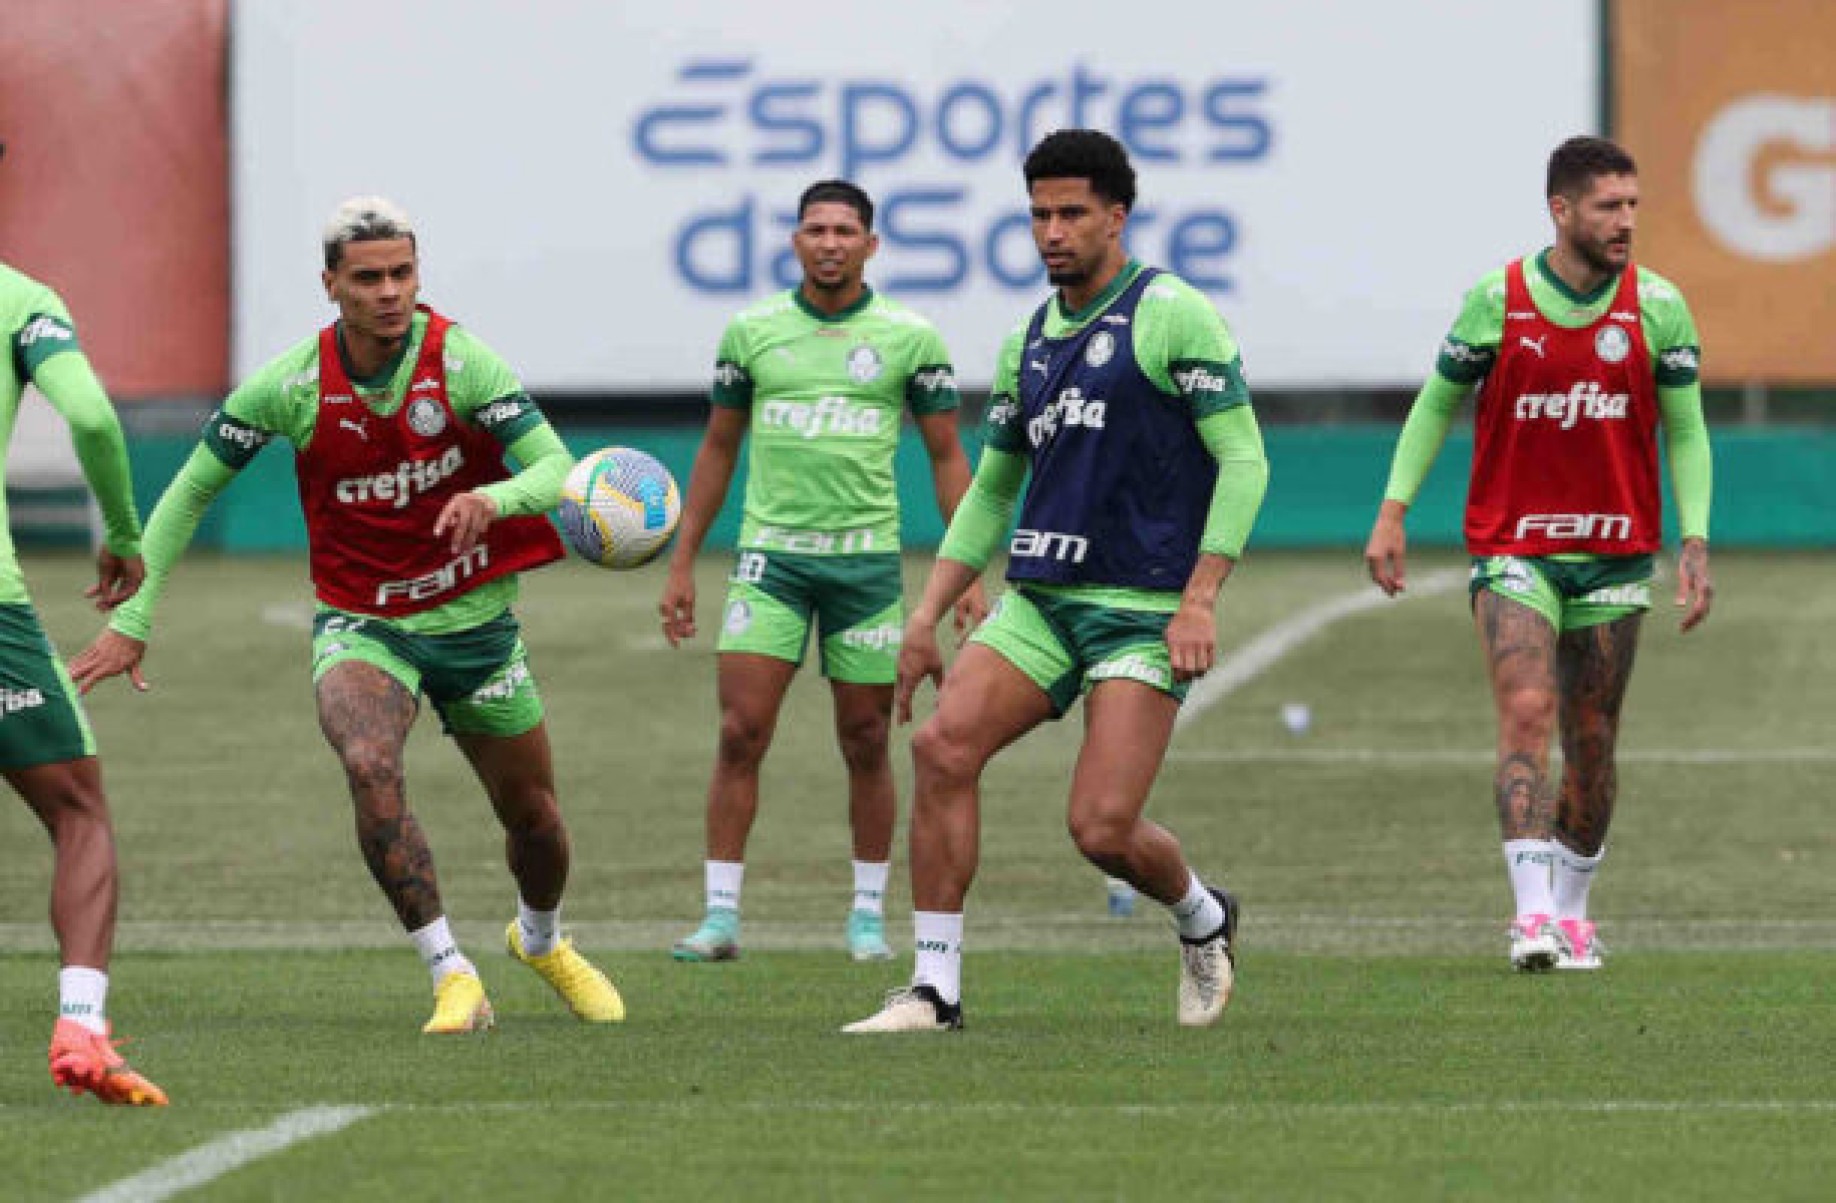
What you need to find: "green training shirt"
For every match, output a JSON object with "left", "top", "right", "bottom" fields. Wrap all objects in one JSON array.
[
  {"left": 711, "top": 286, "right": 958, "bottom": 555},
  {"left": 0, "top": 263, "right": 142, "bottom": 605},
  {"left": 112, "top": 310, "right": 569, "bottom": 640}
]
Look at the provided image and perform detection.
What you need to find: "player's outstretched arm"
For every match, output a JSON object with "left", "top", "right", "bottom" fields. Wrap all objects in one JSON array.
[
  {"left": 89, "top": 550, "right": 146, "bottom": 613},
  {"left": 31, "top": 353, "right": 146, "bottom": 608},
  {"left": 896, "top": 557, "right": 980, "bottom": 724},
  {"left": 1675, "top": 537, "right": 1713, "bottom": 632},
  {"left": 1167, "top": 553, "right": 1235, "bottom": 682},
  {"left": 70, "top": 629, "right": 148, "bottom": 695},
  {"left": 913, "top": 409, "right": 988, "bottom": 633},
  {"left": 660, "top": 406, "right": 747, "bottom": 647},
  {"left": 1365, "top": 499, "right": 1411, "bottom": 596}
]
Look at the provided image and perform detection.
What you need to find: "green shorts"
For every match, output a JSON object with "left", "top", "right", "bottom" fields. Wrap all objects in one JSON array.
[
  {"left": 311, "top": 608, "right": 544, "bottom": 737},
  {"left": 0, "top": 604, "right": 94, "bottom": 769},
  {"left": 716, "top": 550, "right": 903, "bottom": 684},
  {"left": 1468, "top": 554, "right": 1654, "bottom": 632},
  {"left": 970, "top": 586, "right": 1188, "bottom": 717}
]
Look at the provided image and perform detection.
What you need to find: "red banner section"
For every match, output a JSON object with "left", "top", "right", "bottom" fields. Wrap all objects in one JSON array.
[{"left": 0, "top": 0, "right": 229, "bottom": 399}]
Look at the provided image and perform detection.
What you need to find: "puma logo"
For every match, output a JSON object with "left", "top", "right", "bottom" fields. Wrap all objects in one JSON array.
[
  {"left": 1518, "top": 335, "right": 1548, "bottom": 359},
  {"left": 339, "top": 418, "right": 369, "bottom": 441}
]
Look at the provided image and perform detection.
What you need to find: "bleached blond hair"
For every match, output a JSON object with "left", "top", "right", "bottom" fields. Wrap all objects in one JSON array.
[{"left": 322, "top": 196, "right": 417, "bottom": 269}]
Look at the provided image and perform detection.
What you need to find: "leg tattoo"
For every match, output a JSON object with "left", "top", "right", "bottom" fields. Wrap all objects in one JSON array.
[
  {"left": 1476, "top": 593, "right": 1560, "bottom": 841},
  {"left": 316, "top": 665, "right": 443, "bottom": 929},
  {"left": 1555, "top": 614, "right": 1642, "bottom": 855}
]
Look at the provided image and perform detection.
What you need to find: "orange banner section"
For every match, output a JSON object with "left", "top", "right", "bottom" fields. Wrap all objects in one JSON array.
[
  {"left": 0, "top": 0, "right": 228, "bottom": 399},
  {"left": 1614, "top": 0, "right": 1836, "bottom": 385}
]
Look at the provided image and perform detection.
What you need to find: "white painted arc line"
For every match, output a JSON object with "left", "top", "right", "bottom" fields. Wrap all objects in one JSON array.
[
  {"left": 76, "top": 1105, "right": 377, "bottom": 1203},
  {"left": 1175, "top": 569, "right": 1465, "bottom": 731}
]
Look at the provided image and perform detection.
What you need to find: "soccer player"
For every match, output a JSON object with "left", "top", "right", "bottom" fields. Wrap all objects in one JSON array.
[
  {"left": 1363, "top": 136, "right": 1714, "bottom": 972},
  {"left": 0, "top": 152, "right": 166, "bottom": 1104},
  {"left": 844, "top": 129, "right": 1269, "bottom": 1033},
  {"left": 71, "top": 197, "right": 625, "bottom": 1032},
  {"left": 659, "top": 179, "right": 985, "bottom": 964}
]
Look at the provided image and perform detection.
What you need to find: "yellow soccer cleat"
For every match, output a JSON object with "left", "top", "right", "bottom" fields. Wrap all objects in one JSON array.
[
  {"left": 48, "top": 1019, "right": 169, "bottom": 1106},
  {"left": 506, "top": 921, "right": 626, "bottom": 1023},
  {"left": 422, "top": 971, "right": 495, "bottom": 1034}
]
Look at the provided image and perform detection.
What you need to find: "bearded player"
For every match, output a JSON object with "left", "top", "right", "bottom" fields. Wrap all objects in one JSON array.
[{"left": 1365, "top": 136, "right": 1714, "bottom": 972}]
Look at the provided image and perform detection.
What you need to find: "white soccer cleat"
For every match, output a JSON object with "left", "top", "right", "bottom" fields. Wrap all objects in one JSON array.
[
  {"left": 1177, "top": 887, "right": 1238, "bottom": 1028},
  {"left": 842, "top": 985, "right": 963, "bottom": 1034},
  {"left": 1554, "top": 918, "right": 1604, "bottom": 970},
  {"left": 1509, "top": 913, "right": 1560, "bottom": 972}
]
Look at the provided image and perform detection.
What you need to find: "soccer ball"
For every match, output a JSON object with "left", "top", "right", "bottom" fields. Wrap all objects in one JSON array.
[{"left": 556, "top": 446, "right": 682, "bottom": 569}]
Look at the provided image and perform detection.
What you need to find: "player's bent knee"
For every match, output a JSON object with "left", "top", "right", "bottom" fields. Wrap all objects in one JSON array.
[
  {"left": 910, "top": 718, "right": 984, "bottom": 785},
  {"left": 1066, "top": 811, "right": 1131, "bottom": 866}
]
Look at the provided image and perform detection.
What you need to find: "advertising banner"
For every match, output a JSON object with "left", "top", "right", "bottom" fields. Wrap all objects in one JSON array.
[
  {"left": 233, "top": 1, "right": 1594, "bottom": 390},
  {"left": 1615, "top": 0, "right": 1836, "bottom": 384},
  {"left": 0, "top": 0, "right": 229, "bottom": 399}
]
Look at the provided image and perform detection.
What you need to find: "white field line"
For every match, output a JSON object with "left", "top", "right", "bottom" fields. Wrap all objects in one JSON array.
[
  {"left": 1175, "top": 569, "right": 1465, "bottom": 731},
  {"left": 7, "top": 914, "right": 1836, "bottom": 956},
  {"left": 76, "top": 1105, "right": 375, "bottom": 1203},
  {"left": 42, "top": 1098, "right": 1836, "bottom": 1120},
  {"left": 1167, "top": 746, "right": 1836, "bottom": 766}
]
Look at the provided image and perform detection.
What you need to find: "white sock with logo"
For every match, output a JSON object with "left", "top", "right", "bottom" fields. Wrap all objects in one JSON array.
[
  {"left": 912, "top": 911, "right": 964, "bottom": 1006},
  {"left": 852, "top": 860, "right": 890, "bottom": 916},
  {"left": 409, "top": 916, "right": 475, "bottom": 986},
  {"left": 1503, "top": 839, "right": 1557, "bottom": 917},
  {"left": 1553, "top": 842, "right": 1605, "bottom": 920},
  {"left": 516, "top": 898, "right": 561, "bottom": 958},
  {"left": 1171, "top": 873, "right": 1226, "bottom": 940},
  {"left": 59, "top": 966, "right": 109, "bottom": 1034},
  {"left": 706, "top": 860, "right": 744, "bottom": 915}
]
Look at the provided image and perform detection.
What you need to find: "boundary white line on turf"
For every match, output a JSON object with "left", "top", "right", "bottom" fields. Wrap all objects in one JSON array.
[
  {"left": 77, "top": 1105, "right": 376, "bottom": 1203},
  {"left": 1174, "top": 569, "right": 1465, "bottom": 731},
  {"left": 9, "top": 914, "right": 1835, "bottom": 956},
  {"left": 27, "top": 1099, "right": 1836, "bottom": 1120},
  {"left": 1167, "top": 746, "right": 1836, "bottom": 766}
]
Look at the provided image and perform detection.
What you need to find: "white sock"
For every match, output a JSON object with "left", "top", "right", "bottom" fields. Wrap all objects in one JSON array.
[
  {"left": 1553, "top": 842, "right": 1605, "bottom": 920},
  {"left": 1170, "top": 873, "right": 1226, "bottom": 940},
  {"left": 706, "top": 860, "right": 744, "bottom": 914},
  {"left": 852, "top": 860, "right": 890, "bottom": 915},
  {"left": 517, "top": 898, "right": 561, "bottom": 957},
  {"left": 1503, "top": 839, "right": 1557, "bottom": 917},
  {"left": 912, "top": 911, "right": 964, "bottom": 1005},
  {"left": 408, "top": 916, "right": 475, "bottom": 985},
  {"left": 59, "top": 966, "right": 109, "bottom": 1034}
]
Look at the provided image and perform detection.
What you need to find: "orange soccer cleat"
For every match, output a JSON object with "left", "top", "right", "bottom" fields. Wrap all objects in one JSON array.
[{"left": 48, "top": 1018, "right": 169, "bottom": 1106}]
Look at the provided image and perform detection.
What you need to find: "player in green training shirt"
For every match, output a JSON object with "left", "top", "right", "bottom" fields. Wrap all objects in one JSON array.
[
  {"left": 846, "top": 130, "right": 1269, "bottom": 1034},
  {"left": 1364, "top": 136, "right": 1714, "bottom": 973},
  {"left": 660, "top": 180, "right": 985, "bottom": 964},
  {"left": 72, "top": 198, "right": 624, "bottom": 1034},
  {"left": 0, "top": 151, "right": 166, "bottom": 1103}
]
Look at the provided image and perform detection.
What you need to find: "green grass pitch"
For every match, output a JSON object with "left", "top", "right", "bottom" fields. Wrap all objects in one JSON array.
[{"left": 3, "top": 549, "right": 1834, "bottom": 1200}]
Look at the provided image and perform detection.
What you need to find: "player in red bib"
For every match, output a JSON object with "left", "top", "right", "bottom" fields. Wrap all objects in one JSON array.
[
  {"left": 1365, "top": 137, "right": 1714, "bottom": 972},
  {"left": 73, "top": 198, "right": 625, "bottom": 1031}
]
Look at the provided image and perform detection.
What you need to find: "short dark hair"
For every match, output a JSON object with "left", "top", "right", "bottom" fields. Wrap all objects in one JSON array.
[
  {"left": 798, "top": 179, "right": 874, "bottom": 231},
  {"left": 1024, "top": 129, "right": 1137, "bottom": 211},
  {"left": 1546, "top": 136, "right": 1637, "bottom": 199}
]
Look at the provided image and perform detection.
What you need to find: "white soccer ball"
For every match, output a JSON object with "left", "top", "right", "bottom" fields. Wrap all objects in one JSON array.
[{"left": 556, "top": 446, "right": 682, "bottom": 570}]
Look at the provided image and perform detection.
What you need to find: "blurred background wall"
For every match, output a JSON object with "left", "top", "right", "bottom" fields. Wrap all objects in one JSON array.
[{"left": 2, "top": 0, "right": 1830, "bottom": 550}]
